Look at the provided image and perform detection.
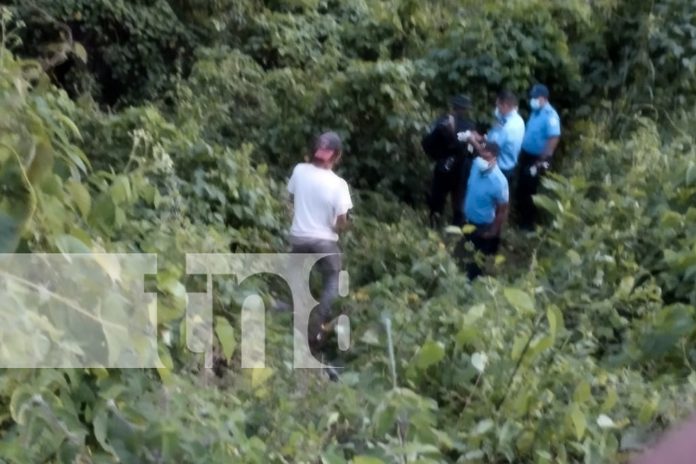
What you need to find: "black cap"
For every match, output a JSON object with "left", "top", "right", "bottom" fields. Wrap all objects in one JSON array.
[
  {"left": 313, "top": 131, "right": 342, "bottom": 161},
  {"left": 450, "top": 95, "right": 472, "bottom": 110},
  {"left": 530, "top": 84, "right": 550, "bottom": 98}
]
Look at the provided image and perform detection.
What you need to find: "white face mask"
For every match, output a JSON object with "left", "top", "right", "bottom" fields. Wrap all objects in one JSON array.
[
  {"left": 530, "top": 98, "right": 541, "bottom": 111},
  {"left": 474, "top": 156, "right": 492, "bottom": 172}
]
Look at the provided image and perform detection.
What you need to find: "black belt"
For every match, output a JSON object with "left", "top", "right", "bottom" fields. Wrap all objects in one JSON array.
[{"left": 520, "top": 149, "right": 542, "bottom": 160}]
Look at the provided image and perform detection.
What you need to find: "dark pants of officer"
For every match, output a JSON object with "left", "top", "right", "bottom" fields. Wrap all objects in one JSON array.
[
  {"left": 516, "top": 151, "right": 545, "bottom": 230},
  {"left": 429, "top": 157, "right": 469, "bottom": 227},
  {"left": 457, "top": 223, "right": 500, "bottom": 280}
]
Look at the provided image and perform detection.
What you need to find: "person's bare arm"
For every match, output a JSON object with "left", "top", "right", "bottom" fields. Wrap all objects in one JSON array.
[
  {"left": 540, "top": 136, "right": 560, "bottom": 161},
  {"left": 483, "top": 203, "right": 509, "bottom": 238},
  {"left": 463, "top": 131, "right": 487, "bottom": 154},
  {"left": 335, "top": 213, "right": 350, "bottom": 234},
  {"left": 287, "top": 194, "right": 294, "bottom": 219},
  {"left": 469, "top": 135, "right": 485, "bottom": 154}
]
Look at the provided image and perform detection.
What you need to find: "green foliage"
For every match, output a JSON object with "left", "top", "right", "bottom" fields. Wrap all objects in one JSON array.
[
  {"left": 11, "top": 0, "right": 195, "bottom": 104},
  {"left": 423, "top": 1, "right": 584, "bottom": 119},
  {"left": 2, "top": 0, "right": 696, "bottom": 462}
]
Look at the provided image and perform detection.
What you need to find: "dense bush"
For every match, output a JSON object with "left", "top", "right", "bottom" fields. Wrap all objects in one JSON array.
[
  {"left": 2, "top": 0, "right": 696, "bottom": 462},
  {"left": 10, "top": 0, "right": 195, "bottom": 104}
]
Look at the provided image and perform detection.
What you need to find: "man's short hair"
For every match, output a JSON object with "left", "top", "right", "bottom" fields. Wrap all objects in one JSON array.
[
  {"left": 496, "top": 90, "right": 518, "bottom": 107},
  {"left": 483, "top": 141, "right": 501, "bottom": 158}
]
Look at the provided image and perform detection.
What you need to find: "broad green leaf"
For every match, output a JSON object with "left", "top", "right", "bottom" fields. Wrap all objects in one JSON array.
[
  {"left": 93, "top": 406, "right": 118, "bottom": 456},
  {"left": 516, "top": 431, "right": 535, "bottom": 454},
  {"left": 569, "top": 404, "right": 586, "bottom": 440},
  {"left": 360, "top": 328, "right": 380, "bottom": 346},
  {"left": 321, "top": 449, "right": 346, "bottom": 464},
  {"left": 431, "top": 428, "right": 454, "bottom": 449},
  {"left": 415, "top": 340, "right": 445, "bottom": 370},
  {"left": 9, "top": 387, "right": 34, "bottom": 425},
  {"left": 251, "top": 367, "right": 274, "bottom": 388},
  {"left": 504, "top": 288, "right": 535, "bottom": 313},
  {"left": 327, "top": 411, "right": 340, "bottom": 428},
  {"left": 111, "top": 175, "right": 132, "bottom": 205},
  {"left": 601, "top": 387, "right": 618, "bottom": 412},
  {"left": 687, "top": 161, "right": 696, "bottom": 185},
  {"left": 464, "top": 303, "right": 486, "bottom": 323},
  {"left": 55, "top": 113, "right": 83, "bottom": 140},
  {"left": 525, "top": 335, "right": 553, "bottom": 362},
  {"left": 73, "top": 42, "right": 88, "bottom": 63},
  {"left": 638, "top": 396, "right": 659, "bottom": 424},
  {"left": 215, "top": 316, "right": 237, "bottom": 359},
  {"left": 615, "top": 276, "right": 635, "bottom": 299},
  {"left": 26, "top": 139, "right": 54, "bottom": 185},
  {"left": 573, "top": 381, "right": 591, "bottom": 404},
  {"left": 353, "top": 457, "right": 385, "bottom": 464},
  {"left": 89, "top": 193, "right": 116, "bottom": 230},
  {"left": 660, "top": 211, "right": 682, "bottom": 228},
  {"left": 0, "top": 153, "right": 36, "bottom": 252},
  {"left": 65, "top": 147, "right": 89, "bottom": 173},
  {"left": 66, "top": 180, "right": 91, "bottom": 218},
  {"left": 455, "top": 326, "right": 478, "bottom": 347},
  {"left": 567, "top": 249, "right": 582, "bottom": 266},
  {"left": 511, "top": 335, "right": 527, "bottom": 361},
  {"left": 546, "top": 305, "right": 564, "bottom": 339},
  {"left": 157, "top": 345, "right": 174, "bottom": 384},
  {"left": 533, "top": 194, "right": 558, "bottom": 214}
]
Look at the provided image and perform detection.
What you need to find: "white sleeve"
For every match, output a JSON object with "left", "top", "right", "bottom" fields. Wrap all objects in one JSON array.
[
  {"left": 335, "top": 180, "right": 353, "bottom": 216},
  {"left": 287, "top": 166, "right": 298, "bottom": 194}
]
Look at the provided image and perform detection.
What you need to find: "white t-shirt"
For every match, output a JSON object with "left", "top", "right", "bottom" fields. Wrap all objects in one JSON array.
[{"left": 287, "top": 163, "right": 353, "bottom": 242}]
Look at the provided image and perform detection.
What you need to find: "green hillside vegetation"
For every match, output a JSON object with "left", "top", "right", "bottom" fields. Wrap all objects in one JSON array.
[{"left": 0, "top": 0, "right": 695, "bottom": 462}]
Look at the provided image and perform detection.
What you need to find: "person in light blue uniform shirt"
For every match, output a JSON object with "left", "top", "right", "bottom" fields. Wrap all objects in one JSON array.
[
  {"left": 485, "top": 90, "right": 525, "bottom": 180},
  {"left": 517, "top": 83, "right": 561, "bottom": 231},
  {"left": 460, "top": 141, "right": 509, "bottom": 280}
]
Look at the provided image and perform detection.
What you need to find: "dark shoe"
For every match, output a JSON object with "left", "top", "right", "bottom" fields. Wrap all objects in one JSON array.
[{"left": 325, "top": 366, "right": 340, "bottom": 382}]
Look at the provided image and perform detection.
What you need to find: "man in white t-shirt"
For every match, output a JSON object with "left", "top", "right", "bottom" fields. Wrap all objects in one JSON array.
[{"left": 287, "top": 131, "right": 353, "bottom": 348}]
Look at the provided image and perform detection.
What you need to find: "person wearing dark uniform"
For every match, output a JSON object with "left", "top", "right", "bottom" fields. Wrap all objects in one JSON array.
[
  {"left": 452, "top": 96, "right": 478, "bottom": 225},
  {"left": 517, "top": 84, "right": 561, "bottom": 231},
  {"left": 421, "top": 95, "right": 476, "bottom": 227}
]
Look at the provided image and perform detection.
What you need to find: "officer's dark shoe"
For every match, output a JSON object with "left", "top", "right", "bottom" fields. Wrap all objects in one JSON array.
[{"left": 325, "top": 366, "right": 340, "bottom": 382}]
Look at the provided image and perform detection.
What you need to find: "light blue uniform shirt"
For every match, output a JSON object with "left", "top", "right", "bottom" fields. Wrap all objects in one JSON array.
[
  {"left": 521, "top": 103, "right": 561, "bottom": 156},
  {"left": 463, "top": 163, "right": 509, "bottom": 225},
  {"left": 487, "top": 110, "right": 525, "bottom": 172}
]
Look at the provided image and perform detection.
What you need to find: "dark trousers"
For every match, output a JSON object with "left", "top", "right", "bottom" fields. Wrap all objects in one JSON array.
[
  {"left": 516, "top": 151, "right": 545, "bottom": 230},
  {"left": 429, "top": 157, "right": 470, "bottom": 227},
  {"left": 290, "top": 237, "right": 341, "bottom": 349},
  {"left": 459, "top": 224, "right": 500, "bottom": 280}
]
